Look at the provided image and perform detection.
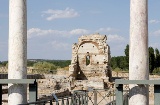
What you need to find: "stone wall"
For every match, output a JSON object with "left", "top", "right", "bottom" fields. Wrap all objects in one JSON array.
[
  {"left": 37, "top": 78, "right": 71, "bottom": 98},
  {"left": 69, "top": 33, "right": 112, "bottom": 81},
  {"left": 0, "top": 74, "right": 45, "bottom": 79}
]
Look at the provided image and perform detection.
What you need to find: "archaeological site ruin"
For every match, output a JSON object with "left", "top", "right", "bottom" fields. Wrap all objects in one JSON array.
[
  {"left": 69, "top": 33, "right": 112, "bottom": 89},
  {"left": 2, "top": 0, "right": 160, "bottom": 105}
]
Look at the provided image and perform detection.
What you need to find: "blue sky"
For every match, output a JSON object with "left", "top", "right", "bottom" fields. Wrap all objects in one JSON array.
[{"left": 0, "top": 0, "right": 160, "bottom": 61}]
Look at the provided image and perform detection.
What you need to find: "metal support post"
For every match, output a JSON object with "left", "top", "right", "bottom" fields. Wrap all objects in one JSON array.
[
  {"left": 123, "top": 93, "right": 129, "bottom": 105},
  {"left": 50, "top": 100, "right": 53, "bottom": 105},
  {"left": 116, "top": 84, "right": 123, "bottom": 105},
  {"left": 61, "top": 98, "right": 64, "bottom": 105},
  {"left": 66, "top": 97, "right": 69, "bottom": 105},
  {"left": 85, "top": 92, "right": 88, "bottom": 105},
  {"left": 154, "top": 85, "right": 160, "bottom": 105},
  {"left": 0, "top": 84, "right": 2, "bottom": 105},
  {"left": 29, "top": 80, "right": 37, "bottom": 105},
  {"left": 94, "top": 90, "right": 97, "bottom": 105}
]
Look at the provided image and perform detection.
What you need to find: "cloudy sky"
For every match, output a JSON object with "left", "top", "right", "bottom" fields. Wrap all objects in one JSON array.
[{"left": 0, "top": 0, "right": 160, "bottom": 61}]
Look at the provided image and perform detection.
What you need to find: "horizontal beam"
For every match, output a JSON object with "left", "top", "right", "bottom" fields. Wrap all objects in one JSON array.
[
  {"left": 0, "top": 79, "right": 36, "bottom": 84},
  {"left": 115, "top": 79, "right": 160, "bottom": 86}
]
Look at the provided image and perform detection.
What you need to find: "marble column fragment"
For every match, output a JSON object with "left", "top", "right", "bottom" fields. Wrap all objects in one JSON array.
[
  {"left": 8, "top": 0, "right": 27, "bottom": 104},
  {"left": 129, "top": 0, "right": 149, "bottom": 105}
]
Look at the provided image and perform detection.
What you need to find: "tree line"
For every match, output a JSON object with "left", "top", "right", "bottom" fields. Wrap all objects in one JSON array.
[
  {"left": 111, "top": 44, "right": 160, "bottom": 73},
  {"left": 0, "top": 60, "right": 71, "bottom": 71},
  {"left": 27, "top": 60, "right": 71, "bottom": 71},
  {"left": 1, "top": 46, "right": 160, "bottom": 73}
]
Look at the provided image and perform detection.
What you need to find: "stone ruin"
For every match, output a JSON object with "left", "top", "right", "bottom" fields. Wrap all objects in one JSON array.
[
  {"left": 69, "top": 33, "right": 112, "bottom": 89},
  {"left": 1, "top": 33, "right": 113, "bottom": 103}
]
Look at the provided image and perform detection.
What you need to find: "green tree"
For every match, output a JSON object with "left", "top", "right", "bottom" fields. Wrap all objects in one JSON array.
[
  {"left": 0, "top": 61, "right": 8, "bottom": 67},
  {"left": 111, "top": 57, "right": 118, "bottom": 69},
  {"left": 155, "top": 48, "right": 160, "bottom": 69},
  {"left": 111, "top": 56, "right": 127, "bottom": 70},
  {"left": 111, "top": 44, "right": 160, "bottom": 73},
  {"left": 148, "top": 47, "right": 155, "bottom": 73},
  {"left": 124, "top": 44, "right": 129, "bottom": 70},
  {"left": 27, "top": 60, "right": 36, "bottom": 67},
  {"left": 47, "top": 60, "right": 71, "bottom": 68},
  {"left": 33, "top": 61, "right": 58, "bottom": 70},
  {"left": 119, "top": 56, "right": 126, "bottom": 70}
]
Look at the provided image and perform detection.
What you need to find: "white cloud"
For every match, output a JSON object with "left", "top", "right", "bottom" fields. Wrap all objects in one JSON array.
[
  {"left": 69, "top": 29, "right": 90, "bottom": 35},
  {"left": 96, "top": 27, "right": 113, "bottom": 32},
  {"left": 95, "top": 27, "right": 118, "bottom": 34},
  {"left": 42, "top": 7, "right": 79, "bottom": 21},
  {"left": 27, "top": 28, "right": 66, "bottom": 38},
  {"left": 27, "top": 28, "right": 90, "bottom": 38},
  {"left": 149, "top": 19, "right": 160, "bottom": 24},
  {"left": 27, "top": 27, "right": 125, "bottom": 43},
  {"left": 107, "top": 34, "right": 125, "bottom": 42},
  {"left": 107, "top": 34, "right": 127, "bottom": 56},
  {"left": 50, "top": 41, "right": 70, "bottom": 50}
]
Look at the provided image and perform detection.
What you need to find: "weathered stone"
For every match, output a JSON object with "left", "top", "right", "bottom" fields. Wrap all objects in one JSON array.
[
  {"left": 69, "top": 33, "right": 112, "bottom": 89},
  {"left": 69, "top": 33, "right": 111, "bottom": 81},
  {"left": 8, "top": 0, "right": 27, "bottom": 105},
  {"left": 129, "top": 0, "right": 149, "bottom": 105}
]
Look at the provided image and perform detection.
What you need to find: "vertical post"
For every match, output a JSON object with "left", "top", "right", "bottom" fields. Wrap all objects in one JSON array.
[
  {"left": 154, "top": 85, "right": 160, "bottom": 105},
  {"left": 8, "top": 0, "right": 27, "bottom": 104},
  {"left": 66, "top": 97, "right": 69, "bottom": 105},
  {"left": 85, "top": 92, "right": 88, "bottom": 105},
  {"left": 70, "top": 96, "right": 74, "bottom": 105},
  {"left": 81, "top": 95, "right": 84, "bottom": 104},
  {"left": 0, "top": 84, "right": 2, "bottom": 105},
  {"left": 116, "top": 84, "right": 123, "bottom": 105},
  {"left": 129, "top": 0, "right": 149, "bottom": 105},
  {"left": 29, "top": 81, "right": 37, "bottom": 104},
  {"left": 123, "top": 93, "right": 129, "bottom": 105},
  {"left": 61, "top": 98, "right": 64, "bottom": 105},
  {"left": 50, "top": 100, "right": 53, "bottom": 105},
  {"left": 94, "top": 90, "right": 97, "bottom": 105}
]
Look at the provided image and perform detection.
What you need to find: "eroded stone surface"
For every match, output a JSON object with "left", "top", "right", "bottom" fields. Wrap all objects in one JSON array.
[
  {"left": 8, "top": 0, "right": 27, "bottom": 104},
  {"left": 69, "top": 33, "right": 112, "bottom": 89},
  {"left": 129, "top": 0, "right": 149, "bottom": 105}
]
